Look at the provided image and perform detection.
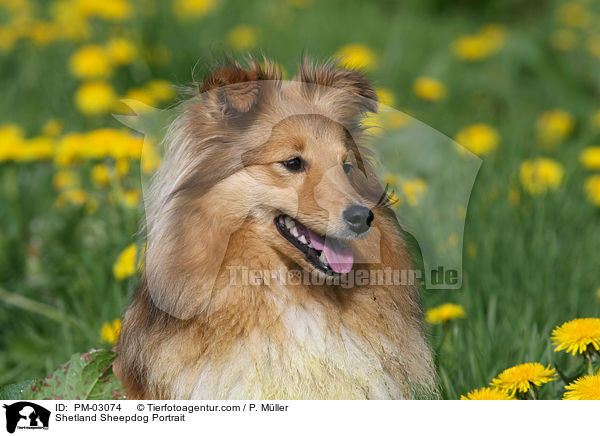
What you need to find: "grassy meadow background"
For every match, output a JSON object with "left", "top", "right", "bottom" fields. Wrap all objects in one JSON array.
[{"left": 1, "top": 0, "right": 600, "bottom": 399}]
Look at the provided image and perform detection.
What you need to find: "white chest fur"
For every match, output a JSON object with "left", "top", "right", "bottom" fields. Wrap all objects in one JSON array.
[{"left": 161, "top": 288, "right": 408, "bottom": 400}]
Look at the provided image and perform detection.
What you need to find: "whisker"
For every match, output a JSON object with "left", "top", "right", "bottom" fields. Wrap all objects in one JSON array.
[{"left": 375, "top": 184, "right": 396, "bottom": 209}]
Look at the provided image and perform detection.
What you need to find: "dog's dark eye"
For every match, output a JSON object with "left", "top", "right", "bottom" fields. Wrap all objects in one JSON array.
[
  {"left": 281, "top": 157, "right": 305, "bottom": 172},
  {"left": 343, "top": 162, "right": 352, "bottom": 174}
]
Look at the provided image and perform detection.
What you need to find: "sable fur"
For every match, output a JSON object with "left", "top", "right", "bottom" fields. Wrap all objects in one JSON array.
[{"left": 114, "top": 57, "right": 436, "bottom": 399}]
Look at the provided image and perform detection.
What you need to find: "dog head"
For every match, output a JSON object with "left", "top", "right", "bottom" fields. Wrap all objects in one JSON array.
[{"left": 144, "top": 57, "right": 390, "bottom": 318}]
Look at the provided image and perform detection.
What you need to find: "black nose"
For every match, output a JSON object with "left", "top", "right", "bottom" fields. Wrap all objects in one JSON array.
[{"left": 343, "top": 205, "right": 374, "bottom": 234}]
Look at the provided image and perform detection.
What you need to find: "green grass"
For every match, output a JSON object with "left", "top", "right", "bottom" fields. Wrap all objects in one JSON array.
[{"left": 1, "top": 0, "right": 599, "bottom": 399}]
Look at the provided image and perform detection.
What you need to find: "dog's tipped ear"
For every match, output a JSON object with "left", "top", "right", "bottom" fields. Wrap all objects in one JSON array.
[
  {"left": 199, "top": 65, "right": 262, "bottom": 115},
  {"left": 327, "top": 69, "right": 378, "bottom": 113},
  {"left": 297, "top": 61, "right": 378, "bottom": 114}
]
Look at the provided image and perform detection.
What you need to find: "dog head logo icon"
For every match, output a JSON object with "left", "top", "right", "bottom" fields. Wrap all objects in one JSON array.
[{"left": 3, "top": 402, "right": 50, "bottom": 433}]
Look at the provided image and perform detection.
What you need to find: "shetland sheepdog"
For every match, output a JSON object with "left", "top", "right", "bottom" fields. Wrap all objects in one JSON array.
[{"left": 114, "top": 57, "right": 436, "bottom": 399}]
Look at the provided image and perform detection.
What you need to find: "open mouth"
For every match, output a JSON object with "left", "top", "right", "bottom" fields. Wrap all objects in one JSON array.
[{"left": 275, "top": 215, "right": 354, "bottom": 275}]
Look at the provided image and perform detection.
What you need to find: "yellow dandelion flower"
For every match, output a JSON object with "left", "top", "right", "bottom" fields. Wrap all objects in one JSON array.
[
  {"left": 451, "top": 25, "right": 505, "bottom": 61},
  {"left": 172, "top": 0, "right": 217, "bottom": 19},
  {"left": 113, "top": 243, "right": 140, "bottom": 280},
  {"left": 425, "top": 303, "right": 466, "bottom": 324},
  {"left": 118, "top": 87, "right": 157, "bottom": 113},
  {"left": 552, "top": 318, "right": 600, "bottom": 355},
  {"left": 122, "top": 189, "right": 140, "bottom": 208},
  {"left": 563, "top": 371, "right": 600, "bottom": 400},
  {"left": 122, "top": 135, "right": 144, "bottom": 160},
  {"left": 452, "top": 35, "right": 490, "bottom": 60},
  {"left": 491, "top": 363, "right": 557, "bottom": 395},
  {"left": 106, "top": 37, "right": 136, "bottom": 65},
  {"left": 401, "top": 178, "right": 427, "bottom": 206},
  {"left": 42, "top": 119, "right": 63, "bottom": 137},
  {"left": 412, "top": 77, "right": 446, "bottom": 101},
  {"left": 141, "top": 145, "right": 162, "bottom": 173},
  {"left": 375, "top": 88, "right": 396, "bottom": 107},
  {"left": 68, "top": 190, "right": 88, "bottom": 205},
  {"left": 335, "top": 44, "right": 377, "bottom": 70},
  {"left": 145, "top": 79, "right": 175, "bottom": 102},
  {"left": 76, "top": 0, "right": 132, "bottom": 21},
  {"left": 519, "top": 158, "right": 564, "bottom": 195},
  {"left": 556, "top": 2, "right": 590, "bottom": 29},
  {"left": 99, "top": 319, "right": 122, "bottom": 345},
  {"left": 580, "top": 146, "right": 600, "bottom": 170},
  {"left": 75, "top": 81, "right": 117, "bottom": 116},
  {"left": 91, "top": 163, "right": 111, "bottom": 187},
  {"left": 584, "top": 175, "right": 600, "bottom": 206},
  {"left": 550, "top": 29, "right": 578, "bottom": 51},
  {"left": 0, "top": 124, "right": 25, "bottom": 162},
  {"left": 14, "top": 136, "right": 55, "bottom": 162},
  {"left": 54, "top": 131, "right": 96, "bottom": 164},
  {"left": 126, "top": 88, "right": 156, "bottom": 106},
  {"left": 69, "top": 45, "right": 113, "bottom": 79},
  {"left": 455, "top": 124, "right": 499, "bottom": 156},
  {"left": 227, "top": 25, "right": 260, "bottom": 51},
  {"left": 53, "top": 170, "right": 79, "bottom": 191},
  {"left": 461, "top": 387, "right": 514, "bottom": 400},
  {"left": 536, "top": 109, "right": 574, "bottom": 145}
]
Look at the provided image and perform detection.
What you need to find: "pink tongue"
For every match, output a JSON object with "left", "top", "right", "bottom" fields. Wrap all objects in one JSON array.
[
  {"left": 324, "top": 239, "right": 354, "bottom": 274},
  {"left": 307, "top": 229, "right": 325, "bottom": 250},
  {"left": 307, "top": 229, "right": 354, "bottom": 274}
]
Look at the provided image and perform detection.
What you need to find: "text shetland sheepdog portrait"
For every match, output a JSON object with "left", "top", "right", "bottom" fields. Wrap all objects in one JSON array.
[{"left": 114, "top": 56, "right": 437, "bottom": 400}]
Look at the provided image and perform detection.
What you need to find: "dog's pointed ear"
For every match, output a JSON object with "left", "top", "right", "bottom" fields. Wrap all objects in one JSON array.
[
  {"left": 199, "top": 65, "right": 263, "bottom": 116},
  {"left": 297, "top": 61, "right": 378, "bottom": 116}
]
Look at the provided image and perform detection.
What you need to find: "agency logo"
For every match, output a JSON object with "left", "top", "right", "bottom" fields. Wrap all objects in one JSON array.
[{"left": 2, "top": 402, "right": 50, "bottom": 434}]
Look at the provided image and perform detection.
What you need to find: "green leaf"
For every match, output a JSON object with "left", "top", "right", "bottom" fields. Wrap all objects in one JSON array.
[
  {"left": 0, "top": 380, "right": 36, "bottom": 400},
  {"left": 27, "top": 349, "right": 126, "bottom": 400}
]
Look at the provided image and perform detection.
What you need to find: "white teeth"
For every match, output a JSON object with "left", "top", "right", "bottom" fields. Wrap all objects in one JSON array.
[
  {"left": 278, "top": 215, "right": 314, "bottom": 250},
  {"left": 319, "top": 252, "right": 328, "bottom": 264}
]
